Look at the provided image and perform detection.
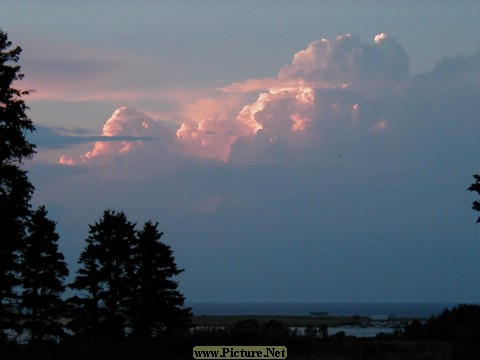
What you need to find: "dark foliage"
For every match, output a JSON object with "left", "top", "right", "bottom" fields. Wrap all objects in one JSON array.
[
  {"left": 401, "top": 304, "right": 480, "bottom": 359},
  {"left": 68, "top": 211, "right": 192, "bottom": 340},
  {"left": 0, "top": 317, "right": 465, "bottom": 360},
  {"left": 0, "top": 28, "right": 36, "bottom": 339},
  {"left": 0, "top": 29, "right": 35, "bottom": 164},
  {"left": 468, "top": 174, "right": 480, "bottom": 222},
  {"left": 19, "top": 206, "right": 69, "bottom": 343},
  {"left": 129, "top": 221, "right": 192, "bottom": 339},
  {"left": 68, "top": 210, "right": 137, "bottom": 340}
]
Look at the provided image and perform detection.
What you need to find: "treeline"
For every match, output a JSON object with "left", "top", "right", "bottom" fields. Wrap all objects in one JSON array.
[
  {"left": 1, "top": 206, "right": 192, "bottom": 344},
  {"left": 399, "top": 304, "right": 480, "bottom": 358},
  {"left": 2, "top": 306, "right": 479, "bottom": 359},
  {"left": 0, "top": 28, "right": 191, "bottom": 345}
]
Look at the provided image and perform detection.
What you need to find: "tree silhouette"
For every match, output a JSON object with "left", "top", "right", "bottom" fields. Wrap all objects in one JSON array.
[
  {"left": 68, "top": 212, "right": 191, "bottom": 341},
  {"left": 129, "top": 221, "right": 191, "bottom": 339},
  {"left": 68, "top": 210, "right": 136, "bottom": 340},
  {"left": 0, "top": 28, "right": 36, "bottom": 338},
  {"left": 19, "top": 206, "right": 69, "bottom": 343},
  {"left": 468, "top": 174, "right": 480, "bottom": 223}
]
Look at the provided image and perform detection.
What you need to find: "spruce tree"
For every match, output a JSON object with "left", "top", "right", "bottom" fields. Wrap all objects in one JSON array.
[
  {"left": 19, "top": 206, "right": 68, "bottom": 343},
  {"left": 68, "top": 210, "right": 136, "bottom": 340},
  {"left": 130, "top": 221, "right": 191, "bottom": 339},
  {"left": 0, "top": 28, "right": 36, "bottom": 339},
  {"left": 468, "top": 174, "right": 480, "bottom": 223}
]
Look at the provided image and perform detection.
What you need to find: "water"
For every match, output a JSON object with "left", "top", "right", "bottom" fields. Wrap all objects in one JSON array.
[
  {"left": 328, "top": 326, "right": 396, "bottom": 337},
  {"left": 188, "top": 302, "right": 457, "bottom": 319}
]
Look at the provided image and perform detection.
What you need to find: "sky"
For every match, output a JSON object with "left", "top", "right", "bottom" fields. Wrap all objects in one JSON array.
[{"left": 1, "top": 0, "right": 480, "bottom": 304}]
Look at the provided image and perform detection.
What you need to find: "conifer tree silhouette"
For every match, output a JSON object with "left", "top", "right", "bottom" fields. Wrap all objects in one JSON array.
[
  {"left": 129, "top": 221, "right": 191, "bottom": 338},
  {"left": 20, "top": 206, "right": 69, "bottom": 343},
  {"left": 468, "top": 174, "right": 480, "bottom": 223},
  {"left": 68, "top": 211, "right": 191, "bottom": 340},
  {"left": 68, "top": 210, "right": 136, "bottom": 340},
  {"left": 0, "top": 28, "right": 36, "bottom": 338}
]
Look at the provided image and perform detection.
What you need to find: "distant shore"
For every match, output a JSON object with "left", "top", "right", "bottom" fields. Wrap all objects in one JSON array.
[
  {"left": 188, "top": 302, "right": 456, "bottom": 319},
  {"left": 192, "top": 314, "right": 415, "bottom": 328}
]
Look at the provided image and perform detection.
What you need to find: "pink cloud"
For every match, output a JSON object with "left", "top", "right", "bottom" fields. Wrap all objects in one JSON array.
[
  {"left": 217, "top": 77, "right": 303, "bottom": 93},
  {"left": 166, "top": 90, "right": 260, "bottom": 160},
  {"left": 59, "top": 107, "right": 176, "bottom": 166},
  {"left": 175, "top": 114, "right": 254, "bottom": 161},
  {"left": 59, "top": 34, "right": 450, "bottom": 168},
  {"left": 278, "top": 33, "right": 409, "bottom": 97}
]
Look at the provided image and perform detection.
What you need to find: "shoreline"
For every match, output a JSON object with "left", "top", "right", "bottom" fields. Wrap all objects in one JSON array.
[
  {"left": 192, "top": 314, "right": 415, "bottom": 328},
  {"left": 188, "top": 302, "right": 456, "bottom": 319}
]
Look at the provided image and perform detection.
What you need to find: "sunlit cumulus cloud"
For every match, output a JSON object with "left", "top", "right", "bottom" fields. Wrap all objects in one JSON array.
[
  {"left": 59, "top": 33, "right": 477, "bottom": 168},
  {"left": 59, "top": 107, "right": 176, "bottom": 165},
  {"left": 224, "top": 33, "right": 410, "bottom": 164},
  {"left": 175, "top": 113, "right": 256, "bottom": 161},
  {"left": 278, "top": 33, "right": 409, "bottom": 95}
]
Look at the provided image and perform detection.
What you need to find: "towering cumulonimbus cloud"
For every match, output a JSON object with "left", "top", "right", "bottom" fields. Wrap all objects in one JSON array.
[
  {"left": 59, "top": 33, "right": 441, "bottom": 167},
  {"left": 223, "top": 33, "right": 410, "bottom": 164},
  {"left": 278, "top": 33, "right": 409, "bottom": 96}
]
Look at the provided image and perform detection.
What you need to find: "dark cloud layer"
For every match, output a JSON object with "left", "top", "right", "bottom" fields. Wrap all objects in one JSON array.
[{"left": 29, "top": 125, "right": 155, "bottom": 149}]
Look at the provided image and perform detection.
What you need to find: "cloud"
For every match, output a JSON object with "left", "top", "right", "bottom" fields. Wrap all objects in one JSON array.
[
  {"left": 30, "top": 125, "right": 154, "bottom": 149},
  {"left": 225, "top": 34, "right": 412, "bottom": 164},
  {"left": 223, "top": 34, "right": 412, "bottom": 165},
  {"left": 218, "top": 77, "right": 298, "bottom": 93},
  {"left": 278, "top": 33, "right": 410, "bottom": 97},
  {"left": 228, "top": 85, "right": 366, "bottom": 166},
  {"left": 58, "top": 107, "right": 176, "bottom": 166},
  {"left": 57, "top": 34, "right": 478, "bottom": 171},
  {"left": 175, "top": 113, "right": 253, "bottom": 161}
]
